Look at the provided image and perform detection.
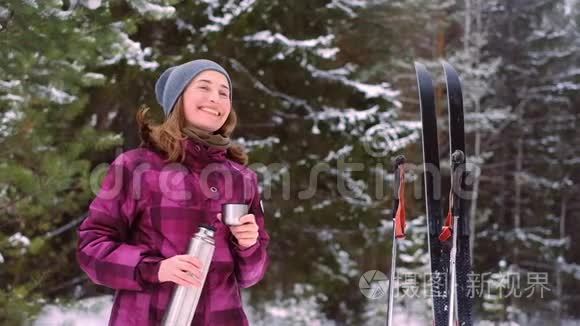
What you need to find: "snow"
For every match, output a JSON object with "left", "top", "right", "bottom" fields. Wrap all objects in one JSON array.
[
  {"left": 564, "top": 0, "right": 575, "bottom": 15},
  {"left": 312, "top": 199, "right": 332, "bottom": 210},
  {"left": 33, "top": 291, "right": 337, "bottom": 326},
  {"left": 201, "top": 0, "right": 257, "bottom": 33},
  {"left": 127, "top": 0, "right": 176, "bottom": 20},
  {"left": 37, "top": 85, "right": 77, "bottom": 105},
  {"left": 313, "top": 105, "right": 381, "bottom": 126},
  {"left": 465, "top": 108, "right": 515, "bottom": 132},
  {"left": 560, "top": 260, "right": 580, "bottom": 280},
  {"left": 247, "top": 285, "right": 335, "bottom": 325},
  {"left": 8, "top": 232, "right": 31, "bottom": 254},
  {"left": 89, "top": 114, "right": 97, "bottom": 127},
  {"left": 325, "top": 0, "right": 366, "bottom": 18},
  {"left": 0, "top": 94, "right": 25, "bottom": 103},
  {"left": 334, "top": 247, "right": 359, "bottom": 277},
  {"left": 30, "top": 291, "right": 580, "bottom": 325},
  {"left": 0, "top": 79, "right": 21, "bottom": 90},
  {"left": 307, "top": 105, "right": 418, "bottom": 147},
  {"left": 306, "top": 64, "right": 401, "bottom": 102},
  {"left": 97, "top": 23, "right": 158, "bottom": 70},
  {"left": 311, "top": 123, "right": 321, "bottom": 134},
  {"left": 242, "top": 31, "right": 340, "bottom": 60},
  {"left": 518, "top": 172, "right": 565, "bottom": 190},
  {"left": 81, "top": 73, "right": 106, "bottom": 86},
  {"left": 528, "top": 48, "right": 576, "bottom": 66},
  {"left": 323, "top": 145, "right": 353, "bottom": 162},
  {"left": 533, "top": 82, "right": 580, "bottom": 92},
  {"left": 331, "top": 169, "right": 372, "bottom": 206},
  {"left": 250, "top": 164, "right": 288, "bottom": 190},
  {"left": 82, "top": 0, "right": 102, "bottom": 10},
  {"left": 107, "top": 111, "right": 117, "bottom": 122},
  {"left": 315, "top": 47, "right": 340, "bottom": 59},
  {"left": 33, "top": 295, "right": 113, "bottom": 326},
  {"left": 244, "top": 30, "right": 335, "bottom": 49},
  {"left": 41, "top": 5, "right": 75, "bottom": 20},
  {"left": 176, "top": 18, "right": 197, "bottom": 34},
  {"left": 23, "top": 0, "right": 38, "bottom": 9},
  {"left": 235, "top": 136, "right": 280, "bottom": 150},
  {"left": 0, "top": 5, "right": 10, "bottom": 30},
  {"left": 8, "top": 232, "right": 31, "bottom": 247}
]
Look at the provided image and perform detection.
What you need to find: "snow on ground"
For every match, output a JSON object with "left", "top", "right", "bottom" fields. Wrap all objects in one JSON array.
[
  {"left": 32, "top": 294, "right": 580, "bottom": 325},
  {"left": 33, "top": 295, "right": 112, "bottom": 326}
]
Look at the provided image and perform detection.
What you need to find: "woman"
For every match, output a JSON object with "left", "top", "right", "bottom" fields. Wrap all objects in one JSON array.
[{"left": 76, "top": 59, "right": 270, "bottom": 325}]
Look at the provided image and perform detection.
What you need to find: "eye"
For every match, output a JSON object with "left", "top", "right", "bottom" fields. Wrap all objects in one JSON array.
[
  {"left": 220, "top": 92, "right": 228, "bottom": 97},
  {"left": 199, "top": 86, "right": 209, "bottom": 90}
]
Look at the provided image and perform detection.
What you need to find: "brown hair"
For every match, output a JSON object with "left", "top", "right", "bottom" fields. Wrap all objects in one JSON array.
[{"left": 136, "top": 96, "right": 248, "bottom": 165}]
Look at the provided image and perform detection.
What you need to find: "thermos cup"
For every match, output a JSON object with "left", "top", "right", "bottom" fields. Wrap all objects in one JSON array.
[
  {"left": 162, "top": 224, "right": 216, "bottom": 326},
  {"left": 222, "top": 203, "right": 249, "bottom": 226}
]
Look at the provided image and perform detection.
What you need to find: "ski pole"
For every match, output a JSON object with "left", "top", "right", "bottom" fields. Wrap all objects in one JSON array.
[
  {"left": 387, "top": 155, "right": 406, "bottom": 326},
  {"left": 447, "top": 150, "right": 465, "bottom": 326}
]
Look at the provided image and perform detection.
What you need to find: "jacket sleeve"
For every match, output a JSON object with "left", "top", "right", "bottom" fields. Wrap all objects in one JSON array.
[
  {"left": 230, "top": 172, "right": 271, "bottom": 288},
  {"left": 76, "top": 153, "right": 164, "bottom": 291}
]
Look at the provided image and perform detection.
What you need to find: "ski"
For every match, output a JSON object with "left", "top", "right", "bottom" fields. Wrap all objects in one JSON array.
[
  {"left": 441, "top": 61, "right": 473, "bottom": 325},
  {"left": 414, "top": 62, "right": 448, "bottom": 326}
]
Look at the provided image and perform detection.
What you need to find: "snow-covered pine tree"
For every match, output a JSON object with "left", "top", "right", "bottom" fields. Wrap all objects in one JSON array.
[
  {"left": 0, "top": 0, "right": 176, "bottom": 323},
  {"left": 477, "top": 0, "right": 580, "bottom": 322}
]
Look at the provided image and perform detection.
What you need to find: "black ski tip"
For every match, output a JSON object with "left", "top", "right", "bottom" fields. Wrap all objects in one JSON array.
[
  {"left": 414, "top": 61, "right": 426, "bottom": 72},
  {"left": 393, "top": 155, "right": 406, "bottom": 169},
  {"left": 451, "top": 150, "right": 465, "bottom": 164},
  {"left": 440, "top": 59, "right": 453, "bottom": 71},
  {"left": 441, "top": 60, "right": 461, "bottom": 81}
]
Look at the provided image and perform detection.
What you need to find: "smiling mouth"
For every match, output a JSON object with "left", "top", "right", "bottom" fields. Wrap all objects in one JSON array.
[{"left": 199, "top": 106, "right": 221, "bottom": 117}]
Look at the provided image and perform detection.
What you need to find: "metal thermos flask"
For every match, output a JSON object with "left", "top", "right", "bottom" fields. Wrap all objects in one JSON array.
[{"left": 162, "top": 224, "right": 216, "bottom": 326}]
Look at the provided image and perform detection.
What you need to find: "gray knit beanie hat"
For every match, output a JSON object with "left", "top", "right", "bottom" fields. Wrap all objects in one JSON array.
[{"left": 155, "top": 59, "right": 233, "bottom": 117}]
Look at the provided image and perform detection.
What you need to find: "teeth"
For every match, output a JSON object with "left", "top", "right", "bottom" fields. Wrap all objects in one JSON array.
[{"left": 200, "top": 107, "right": 219, "bottom": 116}]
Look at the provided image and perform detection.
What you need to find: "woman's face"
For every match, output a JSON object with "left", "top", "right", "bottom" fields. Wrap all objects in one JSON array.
[{"left": 182, "top": 70, "right": 231, "bottom": 132}]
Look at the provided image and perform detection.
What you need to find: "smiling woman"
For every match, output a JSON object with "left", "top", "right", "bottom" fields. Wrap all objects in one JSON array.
[
  {"left": 136, "top": 61, "right": 247, "bottom": 165},
  {"left": 183, "top": 70, "right": 232, "bottom": 132},
  {"left": 76, "top": 59, "right": 270, "bottom": 326}
]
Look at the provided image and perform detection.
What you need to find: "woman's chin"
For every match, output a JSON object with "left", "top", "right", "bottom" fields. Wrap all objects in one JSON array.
[{"left": 188, "top": 122, "right": 221, "bottom": 133}]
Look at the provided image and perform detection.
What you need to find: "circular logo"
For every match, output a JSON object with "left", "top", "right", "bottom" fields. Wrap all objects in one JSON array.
[
  {"left": 359, "top": 270, "right": 389, "bottom": 299},
  {"left": 362, "top": 124, "right": 399, "bottom": 158}
]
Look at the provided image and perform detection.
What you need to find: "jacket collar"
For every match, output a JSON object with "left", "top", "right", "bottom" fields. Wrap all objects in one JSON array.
[{"left": 182, "top": 137, "right": 227, "bottom": 170}]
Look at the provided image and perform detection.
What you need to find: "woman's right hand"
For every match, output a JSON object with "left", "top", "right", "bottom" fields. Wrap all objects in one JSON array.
[{"left": 158, "top": 255, "right": 204, "bottom": 287}]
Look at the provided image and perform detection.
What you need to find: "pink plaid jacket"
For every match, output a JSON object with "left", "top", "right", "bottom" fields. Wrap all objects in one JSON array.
[{"left": 76, "top": 137, "right": 270, "bottom": 325}]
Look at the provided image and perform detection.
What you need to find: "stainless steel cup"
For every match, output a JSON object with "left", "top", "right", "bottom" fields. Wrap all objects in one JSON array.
[{"left": 222, "top": 203, "right": 249, "bottom": 226}]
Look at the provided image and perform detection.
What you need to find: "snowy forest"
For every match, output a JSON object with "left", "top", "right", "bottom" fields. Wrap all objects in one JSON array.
[{"left": 1, "top": 0, "right": 579, "bottom": 325}]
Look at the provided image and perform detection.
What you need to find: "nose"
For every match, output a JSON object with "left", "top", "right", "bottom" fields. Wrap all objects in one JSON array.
[{"left": 208, "top": 89, "right": 219, "bottom": 103}]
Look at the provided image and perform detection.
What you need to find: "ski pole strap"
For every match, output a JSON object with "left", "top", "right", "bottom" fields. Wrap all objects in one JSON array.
[
  {"left": 439, "top": 209, "right": 453, "bottom": 241},
  {"left": 439, "top": 191, "right": 454, "bottom": 241},
  {"left": 439, "top": 150, "right": 465, "bottom": 242},
  {"left": 395, "top": 167, "right": 406, "bottom": 239}
]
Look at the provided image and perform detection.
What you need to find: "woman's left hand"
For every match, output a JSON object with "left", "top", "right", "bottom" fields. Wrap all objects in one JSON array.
[{"left": 217, "top": 213, "right": 259, "bottom": 249}]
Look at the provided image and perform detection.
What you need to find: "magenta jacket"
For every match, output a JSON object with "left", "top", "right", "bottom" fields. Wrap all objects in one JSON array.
[{"left": 76, "top": 137, "right": 270, "bottom": 325}]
